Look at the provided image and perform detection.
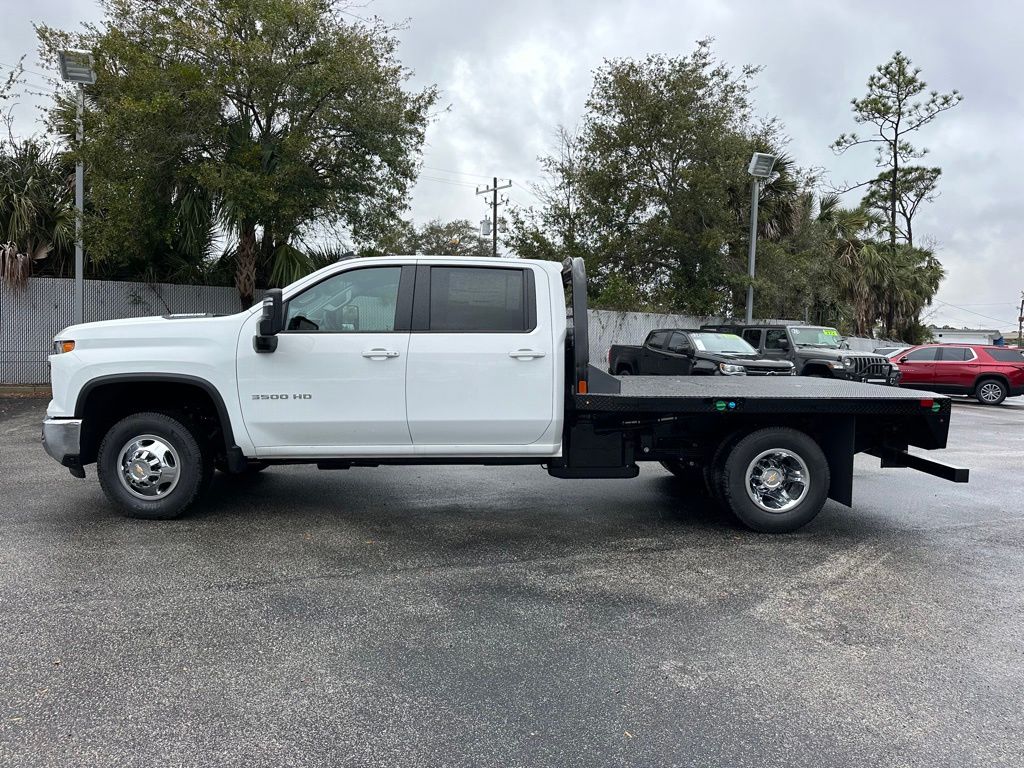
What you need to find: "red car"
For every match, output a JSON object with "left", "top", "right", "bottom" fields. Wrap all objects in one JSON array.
[{"left": 895, "top": 344, "right": 1024, "bottom": 405}]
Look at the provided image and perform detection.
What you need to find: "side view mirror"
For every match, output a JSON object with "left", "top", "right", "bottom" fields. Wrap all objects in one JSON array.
[
  {"left": 899, "top": 356, "right": 908, "bottom": 364},
  {"left": 778, "top": 339, "right": 790, "bottom": 350},
  {"left": 254, "top": 289, "right": 284, "bottom": 353}
]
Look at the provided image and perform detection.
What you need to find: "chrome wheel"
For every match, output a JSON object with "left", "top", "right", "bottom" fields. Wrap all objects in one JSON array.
[
  {"left": 744, "top": 449, "right": 809, "bottom": 513},
  {"left": 979, "top": 382, "right": 1003, "bottom": 403},
  {"left": 116, "top": 434, "right": 181, "bottom": 500}
]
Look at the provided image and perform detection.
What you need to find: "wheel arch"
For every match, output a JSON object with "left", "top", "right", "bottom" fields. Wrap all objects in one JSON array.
[
  {"left": 972, "top": 372, "right": 1010, "bottom": 392},
  {"left": 74, "top": 374, "right": 240, "bottom": 466}
]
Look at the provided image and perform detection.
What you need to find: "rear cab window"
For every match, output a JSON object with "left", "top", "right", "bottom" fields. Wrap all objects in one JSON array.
[{"left": 420, "top": 266, "right": 534, "bottom": 332}]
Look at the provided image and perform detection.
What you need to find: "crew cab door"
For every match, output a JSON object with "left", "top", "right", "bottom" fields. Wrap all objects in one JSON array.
[
  {"left": 762, "top": 329, "right": 791, "bottom": 362},
  {"left": 404, "top": 264, "right": 555, "bottom": 448},
  {"left": 661, "top": 332, "right": 695, "bottom": 375},
  {"left": 640, "top": 331, "right": 670, "bottom": 374},
  {"left": 236, "top": 264, "right": 414, "bottom": 453},
  {"left": 897, "top": 346, "right": 940, "bottom": 388}
]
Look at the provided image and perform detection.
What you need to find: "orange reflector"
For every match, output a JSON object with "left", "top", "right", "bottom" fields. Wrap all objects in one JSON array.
[
  {"left": 578, "top": 380, "right": 588, "bottom": 394},
  {"left": 919, "top": 398, "right": 934, "bottom": 409},
  {"left": 60, "top": 340, "right": 75, "bottom": 353}
]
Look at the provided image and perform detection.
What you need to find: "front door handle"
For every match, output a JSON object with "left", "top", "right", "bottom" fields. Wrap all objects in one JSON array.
[
  {"left": 362, "top": 348, "right": 400, "bottom": 360},
  {"left": 509, "top": 349, "right": 546, "bottom": 360}
]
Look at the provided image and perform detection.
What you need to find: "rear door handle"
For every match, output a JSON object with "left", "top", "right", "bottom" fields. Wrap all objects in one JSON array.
[
  {"left": 509, "top": 349, "right": 546, "bottom": 360},
  {"left": 362, "top": 349, "right": 400, "bottom": 359}
]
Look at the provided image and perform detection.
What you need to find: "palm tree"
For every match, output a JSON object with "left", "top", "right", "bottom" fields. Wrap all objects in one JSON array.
[{"left": 0, "top": 137, "right": 74, "bottom": 289}]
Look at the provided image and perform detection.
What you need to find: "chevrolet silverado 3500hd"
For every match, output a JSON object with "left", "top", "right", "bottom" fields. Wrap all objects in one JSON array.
[{"left": 42, "top": 256, "right": 968, "bottom": 532}]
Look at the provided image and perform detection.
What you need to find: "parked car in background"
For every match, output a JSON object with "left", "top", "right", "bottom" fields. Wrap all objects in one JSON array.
[
  {"left": 895, "top": 344, "right": 1024, "bottom": 405},
  {"left": 608, "top": 329, "right": 795, "bottom": 376},
  {"left": 874, "top": 346, "right": 908, "bottom": 358},
  {"left": 703, "top": 323, "right": 900, "bottom": 384}
]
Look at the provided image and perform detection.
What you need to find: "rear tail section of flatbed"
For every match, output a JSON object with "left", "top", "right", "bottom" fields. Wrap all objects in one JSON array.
[{"left": 550, "top": 258, "right": 968, "bottom": 532}]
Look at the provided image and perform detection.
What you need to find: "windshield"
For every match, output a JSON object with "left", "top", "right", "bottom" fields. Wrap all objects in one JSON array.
[
  {"left": 690, "top": 333, "right": 757, "bottom": 355},
  {"left": 790, "top": 326, "right": 843, "bottom": 348}
]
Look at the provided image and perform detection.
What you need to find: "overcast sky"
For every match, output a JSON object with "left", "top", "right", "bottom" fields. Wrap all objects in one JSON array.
[{"left": 3, "top": 0, "right": 1020, "bottom": 330}]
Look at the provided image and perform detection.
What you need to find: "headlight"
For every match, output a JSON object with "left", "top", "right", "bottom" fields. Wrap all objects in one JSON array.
[
  {"left": 719, "top": 363, "right": 745, "bottom": 375},
  {"left": 842, "top": 356, "right": 854, "bottom": 367},
  {"left": 828, "top": 361, "right": 845, "bottom": 370},
  {"left": 53, "top": 340, "right": 75, "bottom": 354}
]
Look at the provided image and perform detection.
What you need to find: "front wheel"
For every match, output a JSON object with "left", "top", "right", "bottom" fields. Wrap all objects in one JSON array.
[
  {"left": 975, "top": 379, "right": 1007, "bottom": 406},
  {"left": 97, "top": 412, "right": 211, "bottom": 519},
  {"left": 719, "top": 428, "right": 830, "bottom": 533}
]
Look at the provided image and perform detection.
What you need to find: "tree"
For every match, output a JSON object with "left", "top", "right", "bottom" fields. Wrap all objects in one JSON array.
[
  {"left": 366, "top": 218, "right": 492, "bottom": 257},
  {"left": 508, "top": 42, "right": 804, "bottom": 316},
  {"left": 505, "top": 127, "right": 587, "bottom": 265},
  {"left": 0, "top": 135, "right": 74, "bottom": 288},
  {"left": 38, "top": 0, "right": 437, "bottom": 306},
  {"left": 832, "top": 51, "right": 961, "bottom": 250}
]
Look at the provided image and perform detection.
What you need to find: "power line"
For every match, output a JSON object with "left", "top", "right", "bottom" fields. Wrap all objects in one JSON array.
[
  {"left": 416, "top": 174, "right": 479, "bottom": 189},
  {"left": 931, "top": 299, "right": 1017, "bottom": 327},
  {"left": 420, "top": 164, "right": 495, "bottom": 180},
  {"left": 0, "top": 61, "right": 52, "bottom": 80}
]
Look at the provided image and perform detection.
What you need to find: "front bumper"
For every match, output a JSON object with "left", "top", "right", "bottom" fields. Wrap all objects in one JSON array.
[{"left": 42, "top": 418, "right": 84, "bottom": 474}]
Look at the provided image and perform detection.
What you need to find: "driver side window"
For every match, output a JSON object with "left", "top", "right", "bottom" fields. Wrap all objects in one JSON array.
[
  {"left": 284, "top": 267, "right": 401, "bottom": 333},
  {"left": 765, "top": 329, "right": 788, "bottom": 350}
]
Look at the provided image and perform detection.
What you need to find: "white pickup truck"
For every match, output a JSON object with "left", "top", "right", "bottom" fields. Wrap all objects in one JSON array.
[{"left": 42, "top": 256, "right": 968, "bottom": 532}]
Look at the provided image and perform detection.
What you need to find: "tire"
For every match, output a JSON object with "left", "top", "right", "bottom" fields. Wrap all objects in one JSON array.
[
  {"left": 975, "top": 378, "right": 1007, "bottom": 406},
  {"left": 719, "top": 428, "right": 830, "bottom": 533},
  {"left": 804, "top": 368, "right": 831, "bottom": 379},
  {"left": 97, "top": 412, "right": 211, "bottom": 520},
  {"left": 617, "top": 367, "right": 632, "bottom": 376}
]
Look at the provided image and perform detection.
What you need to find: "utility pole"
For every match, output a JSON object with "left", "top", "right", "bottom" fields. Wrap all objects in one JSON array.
[
  {"left": 476, "top": 177, "right": 511, "bottom": 257},
  {"left": 1018, "top": 292, "right": 1024, "bottom": 349}
]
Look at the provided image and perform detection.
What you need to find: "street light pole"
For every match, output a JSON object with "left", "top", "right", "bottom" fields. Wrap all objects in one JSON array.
[
  {"left": 744, "top": 152, "right": 778, "bottom": 324},
  {"left": 57, "top": 50, "right": 96, "bottom": 326},
  {"left": 74, "top": 85, "right": 84, "bottom": 325},
  {"left": 745, "top": 177, "right": 759, "bottom": 325}
]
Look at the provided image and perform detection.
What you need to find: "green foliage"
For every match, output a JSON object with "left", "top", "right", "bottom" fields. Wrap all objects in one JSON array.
[
  {"left": 365, "top": 218, "right": 492, "bottom": 258},
  {"left": 508, "top": 41, "right": 805, "bottom": 315},
  {"left": 38, "top": 0, "right": 438, "bottom": 306},
  {"left": 832, "top": 51, "right": 961, "bottom": 248},
  {"left": 0, "top": 134, "right": 74, "bottom": 288}
]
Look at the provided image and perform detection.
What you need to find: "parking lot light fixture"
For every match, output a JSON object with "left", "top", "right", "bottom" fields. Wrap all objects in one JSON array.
[
  {"left": 58, "top": 51, "right": 96, "bottom": 326},
  {"left": 745, "top": 152, "right": 778, "bottom": 324}
]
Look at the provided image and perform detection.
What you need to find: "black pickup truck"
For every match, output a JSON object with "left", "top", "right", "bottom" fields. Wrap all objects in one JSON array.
[{"left": 609, "top": 329, "right": 795, "bottom": 377}]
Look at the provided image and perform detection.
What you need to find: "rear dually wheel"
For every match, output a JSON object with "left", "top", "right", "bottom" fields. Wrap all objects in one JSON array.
[{"left": 718, "top": 428, "right": 830, "bottom": 533}]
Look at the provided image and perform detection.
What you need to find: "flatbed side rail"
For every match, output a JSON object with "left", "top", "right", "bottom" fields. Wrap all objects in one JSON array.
[{"left": 868, "top": 447, "right": 970, "bottom": 483}]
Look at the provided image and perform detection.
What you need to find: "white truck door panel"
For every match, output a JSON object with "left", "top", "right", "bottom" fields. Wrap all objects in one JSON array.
[
  {"left": 405, "top": 264, "right": 554, "bottom": 446},
  {"left": 236, "top": 264, "right": 412, "bottom": 450}
]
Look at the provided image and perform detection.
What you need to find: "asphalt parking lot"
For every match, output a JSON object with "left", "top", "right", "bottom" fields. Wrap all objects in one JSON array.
[{"left": 1, "top": 396, "right": 1022, "bottom": 767}]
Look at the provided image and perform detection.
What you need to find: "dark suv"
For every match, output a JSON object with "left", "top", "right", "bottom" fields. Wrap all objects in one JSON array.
[{"left": 704, "top": 323, "right": 900, "bottom": 384}]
